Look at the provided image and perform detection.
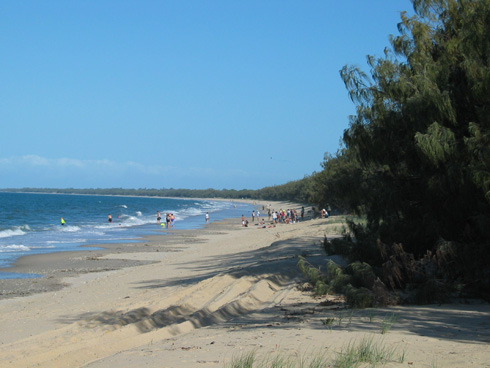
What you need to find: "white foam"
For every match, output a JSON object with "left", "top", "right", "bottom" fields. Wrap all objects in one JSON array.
[
  {"left": 0, "top": 228, "right": 26, "bottom": 238},
  {"left": 0, "top": 244, "right": 30, "bottom": 252},
  {"left": 183, "top": 208, "right": 204, "bottom": 216},
  {"left": 30, "top": 245, "right": 56, "bottom": 249},
  {"left": 59, "top": 225, "right": 81, "bottom": 232},
  {"left": 123, "top": 216, "right": 146, "bottom": 226}
]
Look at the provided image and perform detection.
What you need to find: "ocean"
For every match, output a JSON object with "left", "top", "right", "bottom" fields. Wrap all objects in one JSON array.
[{"left": 0, "top": 192, "right": 254, "bottom": 279}]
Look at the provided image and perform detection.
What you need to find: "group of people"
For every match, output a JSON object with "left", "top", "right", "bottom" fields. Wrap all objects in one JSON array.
[
  {"left": 157, "top": 211, "right": 176, "bottom": 228},
  {"left": 270, "top": 208, "right": 301, "bottom": 224},
  {"left": 242, "top": 206, "right": 306, "bottom": 227},
  {"left": 61, "top": 211, "right": 179, "bottom": 228}
]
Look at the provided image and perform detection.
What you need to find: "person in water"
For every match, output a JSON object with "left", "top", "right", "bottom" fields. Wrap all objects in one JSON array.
[
  {"left": 60, "top": 217, "right": 66, "bottom": 226},
  {"left": 108, "top": 214, "right": 112, "bottom": 223}
]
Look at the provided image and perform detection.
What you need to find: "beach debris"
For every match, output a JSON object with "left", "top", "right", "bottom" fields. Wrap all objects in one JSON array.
[
  {"left": 181, "top": 346, "right": 201, "bottom": 350},
  {"left": 197, "top": 361, "right": 219, "bottom": 364}
]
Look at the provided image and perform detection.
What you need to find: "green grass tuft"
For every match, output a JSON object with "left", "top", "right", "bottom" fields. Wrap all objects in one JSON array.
[
  {"left": 224, "top": 335, "right": 400, "bottom": 368},
  {"left": 333, "top": 335, "right": 398, "bottom": 368},
  {"left": 380, "top": 312, "right": 399, "bottom": 334}
]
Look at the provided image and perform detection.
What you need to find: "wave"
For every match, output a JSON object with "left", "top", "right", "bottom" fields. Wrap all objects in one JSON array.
[
  {"left": 120, "top": 215, "right": 146, "bottom": 226},
  {"left": 0, "top": 225, "right": 31, "bottom": 238},
  {"left": 173, "top": 201, "right": 231, "bottom": 220},
  {"left": 0, "top": 244, "right": 30, "bottom": 253},
  {"left": 59, "top": 225, "right": 81, "bottom": 232},
  {"left": 46, "top": 239, "right": 87, "bottom": 245},
  {"left": 30, "top": 245, "right": 56, "bottom": 249}
]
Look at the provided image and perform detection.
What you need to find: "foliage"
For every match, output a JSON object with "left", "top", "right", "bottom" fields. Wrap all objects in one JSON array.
[
  {"left": 2, "top": 175, "right": 317, "bottom": 205},
  {"left": 313, "top": 0, "right": 490, "bottom": 301},
  {"left": 310, "top": 149, "right": 364, "bottom": 213},
  {"left": 298, "top": 257, "right": 394, "bottom": 308}
]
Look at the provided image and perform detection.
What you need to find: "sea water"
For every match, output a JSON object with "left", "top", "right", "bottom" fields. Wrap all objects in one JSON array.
[{"left": 0, "top": 192, "right": 255, "bottom": 279}]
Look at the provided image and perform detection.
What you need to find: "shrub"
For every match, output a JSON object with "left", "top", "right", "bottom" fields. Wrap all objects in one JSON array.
[{"left": 344, "top": 284, "right": 375, "bottom": 309}]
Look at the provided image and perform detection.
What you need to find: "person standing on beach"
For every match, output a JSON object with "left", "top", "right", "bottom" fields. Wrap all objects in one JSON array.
[
  {"left": 205, "top": 212, "right": 209, "bottom": 223},
  {"left": 252, "top": 210, "right": 255, "bottom": 222},
  {"left": 241, "top": 214, "right": 245, "bottom": 227},
  {"left": 301, "top": 206, "right": 304, "bottom": 220},
  {"left": 108, "top": 214, "right": 112, "bottom": 223}
]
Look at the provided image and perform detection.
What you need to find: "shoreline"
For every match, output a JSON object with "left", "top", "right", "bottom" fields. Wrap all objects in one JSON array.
[
  {"left": 0, "top": 201, "right": 488, "bottom": 367},
  {"left": 0, "top": 195, "right": 268, "bottom": 281},
  {"left": 0, "top": 199, "right": 305, "bottom": 300}
]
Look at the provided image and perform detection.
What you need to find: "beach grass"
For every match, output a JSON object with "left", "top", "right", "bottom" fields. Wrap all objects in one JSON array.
[
  {"left": 380, "top": 312, "right": 399, "bottom": 334},
  {"left": 225, "top": 335, "right": 399, "bottom": 368},
  {"left": 334, "top": 335, "right": 398, "bottom": 367}
]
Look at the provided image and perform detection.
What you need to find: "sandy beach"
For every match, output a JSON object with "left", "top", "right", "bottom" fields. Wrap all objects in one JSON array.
[{"left": 0, "top": 200, "right": 489, "bottom": 367}]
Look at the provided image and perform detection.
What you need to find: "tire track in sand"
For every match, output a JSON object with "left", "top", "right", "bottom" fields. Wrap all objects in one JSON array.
[{"left": 0, "top": 268, "right": 297, "bottom": 368}]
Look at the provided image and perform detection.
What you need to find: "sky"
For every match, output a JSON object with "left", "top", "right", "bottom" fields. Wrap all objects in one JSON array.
[{"left": 0, "top": 1, "right": 414, "bottom": 190}]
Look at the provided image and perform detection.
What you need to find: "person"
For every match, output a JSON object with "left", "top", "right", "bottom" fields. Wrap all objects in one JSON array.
[
  {"left": 166, "top": 213, "right": 171, "bottom": 228},
  {"left": 170, "top": 213, "right": 175, "bottom": 228},
  {"left": 252, "top": 210, "right": 255, "bottom": 222},
  {"left": 60, "top": 217, "right": 66, "bottom": 226},
  {"left": 205, "top": 212, "right": 209, "bottom": 223},
  {"left": 241, "top": 214, "right": 245, "bottom": 227},
  {"left": 108, "top": 214, "right": 112, "bottom": 223},
  {"left": 157, "top": 211, "right": 161, "bottom": 224},
  {"left": 301, "top": 206, "right": 305, "bottom": 220}
]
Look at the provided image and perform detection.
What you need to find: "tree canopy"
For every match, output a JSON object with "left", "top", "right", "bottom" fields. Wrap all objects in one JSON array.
[{"left": 312, "top": 0, "right": 490, "bottom": 300}]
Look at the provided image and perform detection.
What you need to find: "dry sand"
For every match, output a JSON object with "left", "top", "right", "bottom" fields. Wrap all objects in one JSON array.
[{"left": 0, "top": 201, "right": 489, "bottom": 367}]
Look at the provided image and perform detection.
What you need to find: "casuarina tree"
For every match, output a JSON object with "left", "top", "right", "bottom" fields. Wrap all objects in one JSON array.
[{"left": 327, "top": 0, "right": 490, "bottom": 299}]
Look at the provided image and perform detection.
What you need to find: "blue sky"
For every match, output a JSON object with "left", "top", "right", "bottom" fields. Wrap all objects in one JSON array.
[{"left": 0, "top": 1, "right": 413, "bottom": 190}]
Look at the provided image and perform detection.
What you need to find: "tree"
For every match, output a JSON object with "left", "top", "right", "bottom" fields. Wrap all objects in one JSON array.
[{"left": 318, "top": 0, "right": 490, "bottom": 298}]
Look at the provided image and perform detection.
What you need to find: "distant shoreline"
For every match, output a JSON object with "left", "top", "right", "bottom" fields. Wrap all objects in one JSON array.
[{"left": 0, "top": 189, "right": 268, "bottom": 205}]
